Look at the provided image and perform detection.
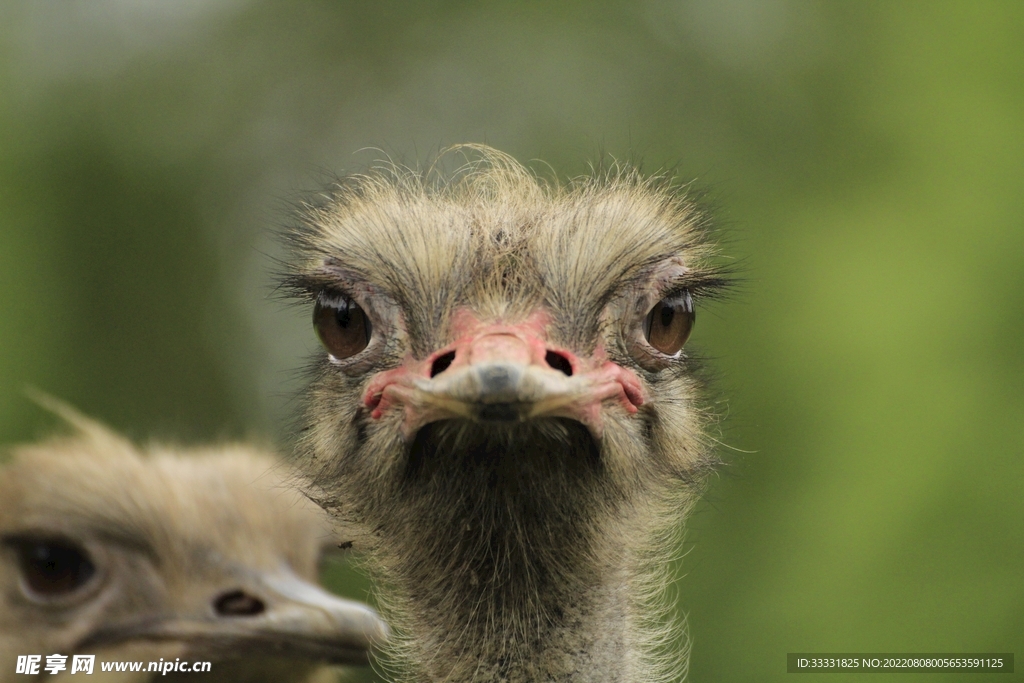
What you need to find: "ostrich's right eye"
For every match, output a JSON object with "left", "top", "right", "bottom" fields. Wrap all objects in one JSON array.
[
  {"left": 643, "top": 290, "right": 695, "bottom": 356},
  {"left": 314, "top": 293, "right": 372, "bottom": 360},
  {"left": 11, "top": 537, "right": 96, "bottom": 599}
]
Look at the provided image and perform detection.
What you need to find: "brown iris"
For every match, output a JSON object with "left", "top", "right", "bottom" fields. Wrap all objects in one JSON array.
[
  {"left": 11, "top": 537, "right": 96, "bottom": 598},
  {"left": 643, "top": 290, "right": 695, "bottom": 355},
  {"left": 313, "top": 292, "right": 371, "bottom": 360}
]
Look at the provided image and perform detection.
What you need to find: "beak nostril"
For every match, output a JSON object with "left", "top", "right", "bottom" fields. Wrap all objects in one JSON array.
[
  {"left": 545, "top": 351, "right": 573, "bottom": 377},
  {"left": 214, "top": 589, "right": 266, "bottom": 617},
  {"left": 430, "top": 351, "right": 456, "bottom": 377}
]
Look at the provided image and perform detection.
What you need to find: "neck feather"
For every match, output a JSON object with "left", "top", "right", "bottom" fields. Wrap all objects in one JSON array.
[{"left": 361, "top": 419, "right": 677, "bottom": 683}]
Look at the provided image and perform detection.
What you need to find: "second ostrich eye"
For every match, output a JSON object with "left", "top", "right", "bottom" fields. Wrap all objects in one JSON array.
[
  {"left": 643, "top": 290, "right": 695, "bottom": 355},
  {"left": 314, "top": 293, "right": 372, "bottom": 360},
  {"left": 10, "top": 537, "right": 96, "bottom": 600}
]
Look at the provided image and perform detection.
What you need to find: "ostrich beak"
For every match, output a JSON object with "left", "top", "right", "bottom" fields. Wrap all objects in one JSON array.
[
  {"left": 78, "top": 569, "right": 388, "bottom": 665},
  {"left": 365, "top": 323, "right": 645, "bottom": 440}
]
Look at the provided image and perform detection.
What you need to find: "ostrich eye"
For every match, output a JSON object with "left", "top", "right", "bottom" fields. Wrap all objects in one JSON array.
[
  {"left": 314, "top": 292, "right": 372, "bottom": 360},
  {"left": 11, "top": 537, "right": 96, "bottom": 599},
  {"left": 643, "top": 290, "right": 695, "bottom": 355}
]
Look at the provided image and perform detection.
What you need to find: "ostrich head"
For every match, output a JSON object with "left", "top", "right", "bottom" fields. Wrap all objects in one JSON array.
[
  {"left": 285, "top": 147, "right": 726, "bottom": 683},
  {"left": 0, "top": 399, "right": 387, "bottom": 683}
]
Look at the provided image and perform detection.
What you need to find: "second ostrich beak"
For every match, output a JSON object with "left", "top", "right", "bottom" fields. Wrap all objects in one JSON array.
[{"left": 78, "top": 567, "right": 388, "bottom": 665}]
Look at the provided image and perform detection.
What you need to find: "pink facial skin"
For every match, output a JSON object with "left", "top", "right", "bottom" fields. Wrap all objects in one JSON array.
[{"left": 363, "top": 308, "right": 645, "bottom": 440}]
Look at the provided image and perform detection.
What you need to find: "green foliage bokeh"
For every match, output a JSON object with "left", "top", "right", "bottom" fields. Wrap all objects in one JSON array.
[{"left": 1, "top": 2, "right": 1021, "bottom": 681}]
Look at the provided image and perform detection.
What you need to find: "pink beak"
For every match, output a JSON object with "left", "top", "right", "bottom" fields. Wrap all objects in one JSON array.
[{"left": 364, "top": 313, "right": 644, "bottom": 441}]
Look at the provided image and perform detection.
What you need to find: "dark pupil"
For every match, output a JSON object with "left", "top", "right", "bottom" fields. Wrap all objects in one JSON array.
[
  {"left": 659, "top": 304, "right": 675, "bottom": 328},
  {"left": 335, "top": 300, "right": 352, "bottom": 328},
  {"left": 19, "top": 541, "right": 95, "bottom": 596}
]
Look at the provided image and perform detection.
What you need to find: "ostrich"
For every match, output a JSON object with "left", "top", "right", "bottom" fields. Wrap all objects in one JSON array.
[
  {"left": 284, "top": 146, "right": 726, "bottom": 683},
  {"left": 0, "top": 399, "right": 387, "bottom": 683}
]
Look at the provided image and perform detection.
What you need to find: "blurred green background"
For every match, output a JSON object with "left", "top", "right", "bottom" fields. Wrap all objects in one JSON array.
[{"left": 1, "top": 1, "right": 1021, "bottom": 681}]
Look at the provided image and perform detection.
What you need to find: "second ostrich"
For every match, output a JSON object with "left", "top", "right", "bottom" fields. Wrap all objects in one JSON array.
[
  {"left": 0, "top": 400, "right": 386, "bottom": 683},
  {"left": 285, "top": 147, "right": 726, "bottom": 683}
]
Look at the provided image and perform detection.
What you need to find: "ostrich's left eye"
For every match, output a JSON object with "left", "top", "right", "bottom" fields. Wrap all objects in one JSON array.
[
  {"left": 314, "top": 292, "right": 372, "bottom": 360},
  {"left": 10, "top": 537, "right": 96, "bottom": 600},
  {"left": 643, "top": 290, "right": 695, "bottom": 355}
]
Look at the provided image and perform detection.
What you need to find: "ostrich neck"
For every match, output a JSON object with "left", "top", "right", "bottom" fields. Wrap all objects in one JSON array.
[
  {"left": 374, "top": 420, "right": 656, "bottom": 683},
  {"left": 403, "top": 561, "right": 637, "bottom": 683}
]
